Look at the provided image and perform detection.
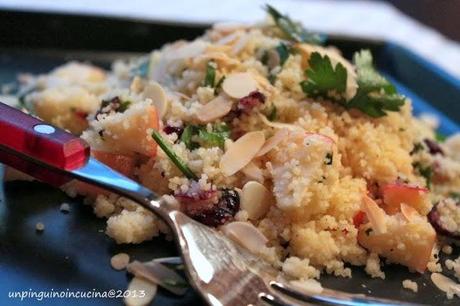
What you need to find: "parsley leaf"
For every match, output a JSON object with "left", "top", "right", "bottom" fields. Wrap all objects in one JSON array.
[
  {"left": 265, "top": 5, "right": 324, "bottom": 45},
  {"left": 180, "top": 123, "right": 230, "bottom": 150},
  {"left": 347, "top": 50, "right": 405, "bottom": 118},
  {"left": 203, "top": 61, "right": 216, "bottom": 88},
  {"left": 300, "top": 52, "right": 347, "bottom": 100},
  {"left": 151, "top": 130, "right": 198, "bottom": 180},
  {"left": 413, "top": 162, "right": 432, "bottom": 189}
]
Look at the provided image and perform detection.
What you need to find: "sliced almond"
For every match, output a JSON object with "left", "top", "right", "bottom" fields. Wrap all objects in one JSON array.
[
  {"left": 241, "top": 161, "right": 264, "bottom": 183},
  {"left": 241, "top": 181, "right": 272, "bottom": 220},
  {"left": 143, "top": 81, "right": 168, "bottom": 118},
  {"left": 256, "top": 128, "right": 289, "bottom": 157},
  {"left": 431, "top": 273, "right": 460, "bottom": 297},
  {"left": 221, "top": 221, "right": 268, "bottom": 254},
  {"left": 220, "top": 131, "right": 265, "bottom": 176},
  {"left": 362, "top": 195, "right": 387, "bottom": 234},
  {"left": 222, "top": 72, "right": 258, "bottom": 99},
  {"left": 110, "top": 253, "right": 130, "bottom": 270},
  {"left": 400, "top": 203, "right": 419, "bottom": 222},
  {"left": 196, "top": 95, "right": 233, "bottom": 123},
  {"left": 124, "top": 277, "right": 157, "bottom": 306},
  {"left": 258, "top": 113, "right": 304, "bottom": 131}
]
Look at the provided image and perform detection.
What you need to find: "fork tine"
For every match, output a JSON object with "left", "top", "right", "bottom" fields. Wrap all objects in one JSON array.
[
  {"left": 259, "top": 292, "right": 300, "bottom": 306},
  {"left": 270, "top": 281, "right": 423, "bottom": 306}
]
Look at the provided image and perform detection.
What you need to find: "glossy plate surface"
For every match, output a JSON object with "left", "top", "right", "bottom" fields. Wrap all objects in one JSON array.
[{"left": 0, "top": 10, "right": 460, "bottom": 305}]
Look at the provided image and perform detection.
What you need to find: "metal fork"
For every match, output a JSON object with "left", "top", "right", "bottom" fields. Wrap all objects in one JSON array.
[{"left": 0, "top": 102, "right": 419, "bottom": 306}]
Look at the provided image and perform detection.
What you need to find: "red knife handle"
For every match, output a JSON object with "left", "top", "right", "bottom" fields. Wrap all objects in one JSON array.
[{"left": 0, "top": 102, "right": 90, "bottom": 170}]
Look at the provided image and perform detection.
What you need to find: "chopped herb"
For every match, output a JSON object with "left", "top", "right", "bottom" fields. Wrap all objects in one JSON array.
[
  {"left": 347, "top": 50, "right": 405, "bottom": 117},
  {"left": 324, "top": 152, "right": 333, "bottom": 165},
  {"left": 267, "top": 105, "right": 277, "bottom": 121},
  {"left": 180, "top": 123, "right": 230, "bottom": 150},
  {"left": 204, "top": 61, "right": 216, "bottom": 88},
  {"left": 151, "top": 130, "right": 198, "bottom": 180},
  {"left": 413, "top": 162, "right": 432, "bottom": 189},
  {"left": 162, "top": 279, "right": 188, "bottom": 288},
  {"left": 268, "top": 73, "right": 277, "bottom": 84},
  {"left": 180, "top": 125, "right": 200, "bottom": 150},
  {"left": 214, "top": 75, "right": 226, "bottom": 95},
  {"left": 410, "top": 142, "right": 424, "bottom": 155},
  {"left": 300, "top": 52, "right": 347, "bottom": 101},
  {"left": 118, "top": 100, "right": 131, "bottom": 113},
  {"left": 265, "top": 5, "right": 324, "bottom": 45},
  {"left": 435, "top": 131, "right": 447, "bottom": 142},
  {"left": 449, "top": 192, "right": 460, "bottom": 200},
  {"left": 276, "top": 43, "right": 291, "bottom": 66}
]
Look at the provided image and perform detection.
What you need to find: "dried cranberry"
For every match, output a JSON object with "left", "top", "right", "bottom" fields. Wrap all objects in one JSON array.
[
  {"left": 428, "top": 199, "right": 460, "bottom": 239},
  {"left": 179, "top": 188, "right": 240, "bottom": 227},
  {"left": 163, "top": 125, "right": 184, "bottom": 137},
  {"left": 238, "top": 91, "right": 266, "bottom": 112},
  {"left": 74, "top": 111, "right": 88, "bottom": 120},
  {"left": 423, "top": 138, "right": 444, "bottom": 156}
]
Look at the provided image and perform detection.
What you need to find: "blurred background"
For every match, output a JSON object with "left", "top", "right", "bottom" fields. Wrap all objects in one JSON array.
[{"left": 0, "top": 0, "right": 459, "bottom": 77}]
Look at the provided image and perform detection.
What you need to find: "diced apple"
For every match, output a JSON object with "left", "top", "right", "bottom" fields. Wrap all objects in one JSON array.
[
  {"left": 92, "top": 150, "right": 136, "bottom": 178},
  {"left": 382, "top": 183, "right": 430, "bottom": 215},
  {"left": 98, "top": 102, "right": 159, "bottom": 157},
  {"left": 358, "top": 214, "right": 436, "bottom": 273}
]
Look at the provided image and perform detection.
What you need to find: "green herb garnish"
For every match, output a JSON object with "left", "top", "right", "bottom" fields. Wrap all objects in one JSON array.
[
  {"left": 151, "top": 130, "right": 198, "bottom": 180},
  {"left": 435, "top": 131, "right": 447, "bottom": 142},
  {"left": 267, "top": 105, "right": 277, "bottom": 121},
  {"left": 204, "top": 61, "right": 216, "bottom": 88},
  {"left": 413, "top": 162, "right": 432, "bottom": 189},
  {"left": 214, "top": 75, "right": 226, "bottom": 95},
  {"left": 265, "top": 5, "right": 323, "bottom": 45},
  {"left": 301, "top": 52, "right": 347, "bottom": 100},
  {"left": 162, "top": 279, "right": 188, "bottom": 288},
  {"left": 449, "top": 192, "right": 460, "bottom": 200},
  {"left": 180, "top": 123, "right": 230, "bottom": 150},
  {"left": 410, "top": 142, "right": 424, "bottom": 155},
  {"left": 347, "top": 50, "right": 405, "bottom": 117},
  {"left": 118, "top": 100, "right": 131, "bottom": 113}
]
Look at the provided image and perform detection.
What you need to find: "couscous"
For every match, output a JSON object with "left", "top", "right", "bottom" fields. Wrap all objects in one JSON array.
[{"left": 13, "top": 5, "right": 460, "bottom": 295}]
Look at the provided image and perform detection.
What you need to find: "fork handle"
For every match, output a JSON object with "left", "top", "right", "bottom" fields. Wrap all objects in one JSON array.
[{"left": 0, "top": 102, "right": 90, "bottom": 171}]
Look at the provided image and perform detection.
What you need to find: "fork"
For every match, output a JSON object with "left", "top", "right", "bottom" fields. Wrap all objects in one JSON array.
[{"left": 0, "top": 102, "right": 420, "bottom": 306}]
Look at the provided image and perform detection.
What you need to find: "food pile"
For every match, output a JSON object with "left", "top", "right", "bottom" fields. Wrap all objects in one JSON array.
[{"left": 14, "top": 5, "right": 460, "bottom": 296}]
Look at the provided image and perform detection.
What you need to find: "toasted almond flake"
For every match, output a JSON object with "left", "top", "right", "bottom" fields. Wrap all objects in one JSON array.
[
  {"left": 258, "top": 114, "right": 304, "bottom": 131},
  {"left": 127, "top": 260, "right": 187, "bottom": 296},
  {"left": 431, "top": 273, "right": 460, "bottom": 297},
  {"left": 241, "top": 161, "right": 264, "bottom": 183},
  {"left": 241, "top": 181, "right": 272, "bottom": 220},
  {"left": 289, "top": 279, "right": 323, "bottom": 295},
  {"left": 362, "top": 195, "right": 387, "bottom": 234},
  {"left": 130, "top": 76, "right": 144, "bottom": 93},
  {"left": 193, "top": 52, "right": 240, "bottom": 68},
  {"left": 220, "top": 131, "right": 265, "bottom": 176},
  {"left": 124, "top": 277, "right": 157, "bottom": 306},
  {"left": 216, "top": 31, "right": 241, "bottom": 46},
  {"left": 196, "top": 95, "right": 233, "bottom": 123},
  {"left": 221, "top": 221, "right": 268, "bottom": 254},
  {"left": 401, "top": 203, "right": 419, "bottom": 222},
  {"left": 304, "top": 132, "right": 335, "bottom": 145},
  {"left": 143, "top": 81, "right": 168, "bottom": 118},
  {"left": 256, "top": 128, "right": 289, "bottom": 157},
  {"left": 222, "top": 72, "right": 258, "bottom": 99},
  {"left": 111, "top": 253, "right": 130, "bottom": 270},
  {"left": 231, "top": 34, "right": 250, "bottom": 55}
]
